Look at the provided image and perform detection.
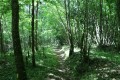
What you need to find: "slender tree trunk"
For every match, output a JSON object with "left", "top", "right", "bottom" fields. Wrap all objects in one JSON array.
[
  {"left": 0, "top": 16, "right": 3, "bottom": 54},
  {"left": 116, "top": 0, "right": 120, "bottom": 50},
  {"left": 64, "top": 0, "right": 74, "bottom": 56},
  {"left": 76, "top": 0, "right": 81, "bottom": 48},
  {"left": 35, "top": 1, "right": 39, "bottom": 51},
  {"left": 116, "top": 0, "right": 120, "bottom": 22},
  {"left": 68, "top": 0, "right": 74, "bottom": 56},
  {"left": 81, "top": 0, "right": 89, "bottom": 63},
  {"left": 99, "top": 0, "right": 103, "bottom": 46},
  {"left": 31, "top": 0, "right": 36, "bottom": 67},
  {"left": 69, "top": 33, "right": 74, "bottom": 56},
  {"left": 28, "top": 5, "right": 31, "bottom": 58},
  {"left": 11, "top": 0, "right": 27, "bottom": 80},
  {"left": 0, "top": 0, "right": 4, "bottom": 54}
]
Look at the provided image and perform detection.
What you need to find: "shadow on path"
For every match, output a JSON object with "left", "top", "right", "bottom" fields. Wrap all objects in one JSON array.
[{"left": 45, "top": 48, "right": 70, "bottom": 80}]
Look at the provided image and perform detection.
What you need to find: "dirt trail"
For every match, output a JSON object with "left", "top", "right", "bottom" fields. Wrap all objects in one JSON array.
[{"left": 46, "top": 48, "right": 70, "bottom": 80}]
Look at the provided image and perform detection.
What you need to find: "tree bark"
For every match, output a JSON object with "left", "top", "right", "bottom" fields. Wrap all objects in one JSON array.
[
  {"left": 35, "top": 1, "right": 39, "bottom": 51},
  {"left": 11, "top": 0, "right": 27, "bottom": 80},
  {"left": 0, "top": 16, "right": 3, "bottom": 54},
  {"left": 64, "top": 0, "right": 74, "bottom": 56},
  {"left": 116, "top": 0, "right": 120, "bottom": 22},
  {"left": 116, "top": 0, "right": 120, "bottom": 50},
  {"left": 31, "top": 0, "right": 36, "bottom": 67},
  {"left": 81, "top": 0, "right": 89, "bottom": 63},
  {"left": 99, "top": 0, "right": 103, "bottom": 46}
]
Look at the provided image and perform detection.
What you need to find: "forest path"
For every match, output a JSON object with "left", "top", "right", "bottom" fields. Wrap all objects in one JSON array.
[{"left": 46, "top": 47, "right": 70, "bottom": 80}]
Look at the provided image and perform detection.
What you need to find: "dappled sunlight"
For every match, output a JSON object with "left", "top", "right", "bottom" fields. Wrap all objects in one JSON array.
[
  {"left": 2, "top": 0, "right": 120, "bottom": 79},
  {"left": 74, "top": 47, "right": 80, "bottom": 53},
  {"left": 90, "top": 57, "right": 120, "bottom": 80},
  {"left": 55, "top": 46, "right": 81, "bottom": 61},
  {"left": 54, "top": 47, "right": 69, "bottom": 60},
  {"left": 100, "top": 56, "right": 106, "bottom": 59},
  {"left": 43, "top": 47, "right": 72, "bottom": 80},
  {"left": 64, "top": 50, "right": 69, "bottom": 60},
  {"left": 36, "top": 60, "right": 44, "bottom": 66},
  {"left": 46, "top": 73, "right": 65, "bottom": 80},
  {"left": 57, "top": 69, "right": 66, "bottom": 73},
  {"left": 28, "top": 48, "right": 120, "bottom": 80}
]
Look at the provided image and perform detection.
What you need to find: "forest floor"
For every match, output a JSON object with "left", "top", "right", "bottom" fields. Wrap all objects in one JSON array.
[
  {"left": 45, "top": 47, "right": 69, "bottom": 80},
  {"left": 45, "top": 47, "right": 120, "bottom": 80},
  {"left": 1, "top": 46, "right": 120, "bottom": 80}
]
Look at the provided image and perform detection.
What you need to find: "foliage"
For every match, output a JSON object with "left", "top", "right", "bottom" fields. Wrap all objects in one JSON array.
[{"left": 1, "top": 0, "right": 120, "bottom": 80}]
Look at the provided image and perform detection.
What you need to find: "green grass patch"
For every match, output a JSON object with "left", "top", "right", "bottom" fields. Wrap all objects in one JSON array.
[
  {"left": 65, "top": 48, "right": 120, "bottom": 80},
  {"left": 0, "top": 55, "right": 16, "bottom": 80},
  {"left": 0, "top": 47, "right": 60, "bottom": 80},
  {"left": 90, "top": 49, "right": 120, "bottom": 64}
]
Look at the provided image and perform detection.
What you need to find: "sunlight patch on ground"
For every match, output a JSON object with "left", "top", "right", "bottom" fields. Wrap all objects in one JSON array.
[
  {"left": 74, "top": 47, "right": 80, "bottom": 52},
  {"left": 60, "top": 54, "right": 65, "bottom": 58},
  {"left": 100, "top": 56, "right": 106, "bottom": 59},
  {"left": 112, "top": 78, "right": 116, "bottom": 80},
  {"left": 61, "top": 46, "right": 80, "bottom": 60},
  {"left": 47, "top": 73, "right": 64, "bottom": 80},
  {"left": 36, "top": 60, "right": 44, "bottom": 64},
  {"left": 56, "top": 68, "right": 66, "bottom": 73},
  {"left": 64, "top": 50, "right": 69, "bottom": 60}
]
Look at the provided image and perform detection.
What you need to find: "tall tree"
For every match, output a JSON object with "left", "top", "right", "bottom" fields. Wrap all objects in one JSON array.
[
  {"left": 99, "top": 0, "right": 103, "bottom": 46},
  {"left": 64, "top": 0, "right": 74, "bottom": 56},
  {"left": 81, "top": 0, "right": 89, "bottom": 62},
  {"left": 116, "top": 0, "right": 120, "bottom": 22},
  {"left": 31, "top": 0, "right": 36, "bottom": 67},
  {"left": 11, "top": 0, "right": 27, "bottom": 80},
  {"left": 116, "top": 0, "right": 120, "bottom": 50},
  {"left": 35, "top": 1, "right": 39, "bottom": 51},
  {"left": 0, "top": 16, "right": 3, "bottom": 55}
]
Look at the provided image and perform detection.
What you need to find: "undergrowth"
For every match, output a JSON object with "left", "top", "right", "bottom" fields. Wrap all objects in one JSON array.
[
  {"left": 1, "top": 47, "right": 120, "bottom": 80},
  {"left": 0, "top": 47, "right": 59, "bottom": 80},
  {"left": 65, "top": 49, "right": 120, "bottom": 80}
]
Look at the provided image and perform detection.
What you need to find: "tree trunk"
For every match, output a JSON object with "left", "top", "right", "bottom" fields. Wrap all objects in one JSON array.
[
  {"left": 11, "top": 0, "right": 27, "bottom": 80},
  {"left": 116, "top": 0, "right": 120, "bottom": 50},
  {"left": 35, "top": 1, "right": 39, "bottom": 51},
  {"left": 82, "top": 0, "right": 89, "bottom": 63},
  {"left": 0, "top": 16, "right": 3, "bottom": 55},
  {"left": 116, "top": 0, "right": 120, "bottom": 22},
  {"left": 31, "top": 0, "right": 36, "bottom": 67},
  {"left": 64, "top": 0, "right": 74, "bottom": 56},
  {"left": 28, "top": 5, "right": 31, "bottom": 49},
  {"left": 28, "top": 5, "right": 31, "bottom": 58},
  {"left": 99, "top": 0, "right": 103, "bottom": 46},
  {"left": 69, "top": 33, "right": 74, "bottom": 56}
]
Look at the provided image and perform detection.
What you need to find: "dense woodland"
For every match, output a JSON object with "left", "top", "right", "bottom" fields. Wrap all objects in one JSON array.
[{"left": 0, "top": 0, "right": 120, "bottom": 80}]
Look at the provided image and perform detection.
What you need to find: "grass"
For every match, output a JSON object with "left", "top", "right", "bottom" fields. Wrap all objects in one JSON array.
[
  {"left": 1, "top": 47, "right": 120, "bottom": 80},
  {"left": 0, "top": 46, "right": 60, "bottom": 80},
  {"left": 90, "top": 49, "right": 120, "bottom": 64},
  {"left": 65, "top": 49, "right": 120, "bottom": 80},
  {"left": 0, "top": 56, "right": 16, "bottom": 80}
]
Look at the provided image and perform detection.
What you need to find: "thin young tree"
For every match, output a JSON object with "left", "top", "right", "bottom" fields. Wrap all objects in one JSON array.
[
  {"left": 64, "top": 0, "right": 74, "bottom": 56},
  {"left": 99, "top": 0, "right": 103, "bottom": 46},
  {"left": 0, "top": 16, "right": 3, "bottom": 55},
  {"left": 116, "top": 0, "right": 120, "bottom": 50},
  {"left": 35, "top": 1, "right": 39, "bottom": 51}
]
